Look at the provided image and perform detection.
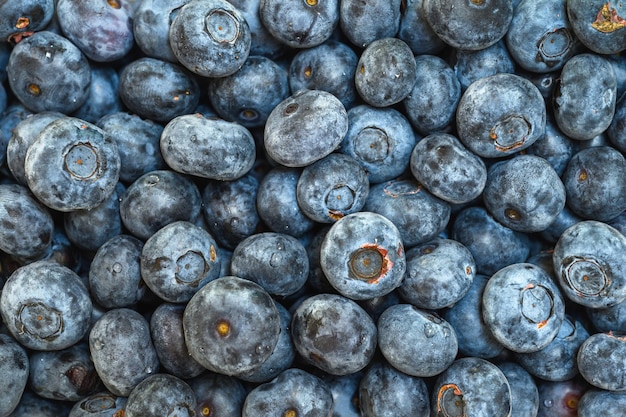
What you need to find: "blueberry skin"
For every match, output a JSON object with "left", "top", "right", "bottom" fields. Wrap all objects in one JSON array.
[
  {"left": 554, "top": 53, "right": 617, "bottom": 141},
  {"left": 1, "top": 260, "right": 93, "bottom": 351},
  {"left": 578, "top": 332, "right": 626, "bottom": 391},
  {"left": 497, "top": 362, "right": 539, "bottom": 417},
  {"left": 120, "top": 170, "right": 202, "bottom": 241},
  {"left": 397, "top": 0, "right": 445, "bottom": 55},
  {"left": 289, "top": 40, "right": 358, "bottom": 110},
  {"left": 259, "top": 0, "right": 339, "bottom": 48},
  {"left": 28, "top": 342, "right": 101, "bottom": 402},
  {"left": 562, "top": 146, "right": 626, "bottom": 222},
  {"left": 0, "top": 104, "right": 33, "bottom": 171},
  {"left": 483, "top": 154, "right": 566, "bottom": 233},
  {"left": 578, "top": 389, "right": 626, "bottom": 417},
  {"left": 169, "top": 0, "right": 251, "bottom": 78},
  {"left": 553, "top": 220, "right": 626, "bottom": 308},
  {"left": 536, "top": 378, "right": 586, "bottom": 417},
  {"left": 296, "top": 153, "right": 369, "bottom": 223},
  {"left": 73, "top": 65, "right": 123, "bottom": 124},
  {"left": 202, "top": 173, "right": 260, "bottom": 250},
  {"left": 118, "top": 57, "right": 200, "bottom": 123},
  {"left": 230, "top": 232, "right": 308, "bottom": 297},
  {"left": 141, "top": 220, "right": 221, "bottom": 303},
  {"left": 7, "top": 31, "right": 91, "bottom": 113},
  {"left": 56, "top": 0, "right": 134, "bottom": 62},
  {"left": 359, "top": 361, "right": 430, "bottom": 417},
  {"left": 0, "top": 0, "right": 55, "bottom": 40},
  {"left": 160, "top": 114, "right": 256, "bottom": 180},
  {"left": 525, "top": 117, "right": 576, "bottom": 177},
  {"left": 96, "top": 111, "right": 165, "bottom": 184},
  {"left": 89, "top": 234, "right": 145, "bottom": 309},
  {"left": 89, "top": 308, "right": 160, "bottom": 397},
  {"left": 0, "top": 334, "right": 29, "bottom": 417},
  {"left": 567, "top": 0, "right": 626, "bottom": 54},
  {"left": 377, "top": 304, "right": 457, "bottom": 377},
  {"left": 183, "top": 276, "right": 281, "bottom": 377},
  {"left": 68, "top": 392, "right": 127, "bottom": 417},
  {"left": 403, "top": 55, "right": 460, "bottom": 135},
  {"left": 125, "top": 373, "right": 197, "bottom": 417},
  {"left": 320, "top": 211, "right": 406, "bottom": 300},
  {"left": 208, "top": 55, "right": 290, "bottom": 128},
  {"left": 7, "top": 391, "right": 73, "bottom": 417},
  {"left": 423, "top": 0, "right": 513, "bottom": 50},
  {"left": 410, "top": 132, "right": 487, "bottom": 205},
  {"left": 452, "top": 206, "right": 531, "bottom": 276},
  {"left": 24, "top": 116, "right": 121, "bottom": 212},
  {"left": 364, "top": 178, "right": 451, "bottom": 248},
  {"left": 442, "top": 275, "right": 504, "bottom": 359},
  {"left": 399, "top": 238, "right": 475, "bottom": 310},
  {"left": 453, "top": 40, "right": 516, "bottom": 92},
  {"left": 608, "top": 91, "right": 626, "bottom": 153},
  {"left": 264, "top": 89, "right": 348, "bottom": 167},
  {"left": 305, "top": 225, "right": 335, "bottom": 293},
  {"left": 355, "top": 37, "right": 417, "bottom": 107},
  {"left": 340, "top": 105, "right": 417, "bottom": 184},
  {"left": 587, "top": 298, "right": 626, "bottom": 333},
  {"left": 339, "top": 0, "right": 402, "bottom": 48},
  {"left": 242, "top": 368, "right": 334, "bottom": 417},
  {"left": 227, "top": 0, "right": 284, "bottom": 58},
  {"left": 188, "top": 372, "right": 247, "bottom": 417},
  {"left": 456, "top": 73, "right": 546, "bottom": 158},
  {"left": 506, "top": 0, "right": 582, "bottom": 73},
  {"left": 291, "top": 293, "right": 377, "bottom": 375},
  {"left": 256, "top": 166, "right": 316, "bottom": 237},
  {"left": 0, "top": 183, "right": 54, "bottom": 260},
  {"left": 430, "top": 357, "right": 511, "bottom": 417},
  {"left": 133, "top": 0, "right": 189, "bottom": 63}
]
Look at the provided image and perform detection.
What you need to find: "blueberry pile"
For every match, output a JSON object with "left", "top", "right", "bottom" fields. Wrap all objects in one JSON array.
[{"left": 3, "top": 0, "right": 626, "bottom": 416}]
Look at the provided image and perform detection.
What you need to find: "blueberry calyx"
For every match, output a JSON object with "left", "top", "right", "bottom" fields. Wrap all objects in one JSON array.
[
  {"left": 489, "top": 115, "right": 531, "bottom": 152},
  {"left": 205, "top": 9, "right": 240, "bottom": 44},
  {"left": 349, "top": 244, "right": 392, "bottom": 283},
  {"left": 18, "top": 302, "right": 63, "bottom": 340},
  {"left": 436, "top": 383, "right": 465, "bottom": 417},
  {"left": 520, "top": 283, "right": 555, "bottom": 329},
  {"left": 562, "top": 255, "right": 610, "bottom": 298},
  {"left": 64, "top": 142, "right": 99, "bottom": 180}
]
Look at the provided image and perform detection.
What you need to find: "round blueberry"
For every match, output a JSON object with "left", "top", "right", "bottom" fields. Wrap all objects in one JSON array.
[{"left": 124, "top": 373, "right": 197, "bottom": 417}]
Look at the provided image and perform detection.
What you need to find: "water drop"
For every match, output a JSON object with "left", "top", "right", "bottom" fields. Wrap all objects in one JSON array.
[
  {"left": 112, "top": 263, "right": 122, "bottom": 273},
  {"left": 544, "top": 400, "right": 553, "bottom": 408},
  {"left": 424, "top": 323, "right": 436, "bottom": 338}
]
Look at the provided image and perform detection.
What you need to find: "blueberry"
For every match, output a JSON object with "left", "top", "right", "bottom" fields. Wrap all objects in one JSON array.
[
  {"left": 89, "top": 307, "right": 160, "bottom": 397},
  {"left": 397, "top": 0, "right": 445, "bottom": 55},
  {"left": 359, "top": 361, "right": 430, "bottom": 417},
  {"left": 339, "top": 0, "right": 402, "bottom": 48},
  {"left": 577, "top": 331, "right": 626, "bottom": 391},
  {"left": 288, "top": 40, "right": 358, "bottom": 109},
  {"left": 169, "top": 0, "right": 251, "bottom": 77},
  {"left": 586, "top": 297, "right": 626, "bottom": 333},
  {"left": 0, "top": 334, "right": 29, "bottom": 417},
  {"left": 320, "top": 211, "right": 406, "bottom": 300},
  {"left": 453, "top": 40, "right": 516, "bottom": 92},
  {"left": 318, "top": 371, "right": 361, "bottom": 417},
  {"left": 228, "top": 0, "right": 284, "bottom": 58},
  {"left": 578, "top": 389, "right": 626, "bottom": 417},
  {"left": 377, "top": 304, "right": 457, "bottom": 377},
  {"left": 133, "top": 0, "right": 189, "bottom": 63},
  {"left": 0, "top": 104, "right": 33, "bottom": 170},
  {"left": 160, "top": 113, "right": 256, "bottom": 180},
  {"left": 423, "top": 0, "right": 513, "bottom": 50},
  {"left": 242, "top": 368, "right": 334, "bottom": 417},
  {"left": 141, "top": 220, "right": 221, "bottom": 303},
  {"left": 118, "top": 57, "right": 200, "bottom": 123},
  {"left": 188, "top": 372, "right": 247, "bottom": 417},
  {"left": 291, "top": 293, "right": 377, "bottom": 375},
  {"left": 125, "top": 373, "right": 197, "bottom": 417},
  {"left": 553, "top": 220, "right": 626, "bottom": 308},
  {"left": 536, "top": 378, "right": 586, "bottom": 417},
  {"left": 410, "top": 132, "right": 487, "bottom": 205},
  {"left": 120, "top": 170, "right": 202, "bottom": 241},
  {"left": 24, "top": 116, "right": 121, "bottom": 212},
  {"left": 264, "top": 89, "right": 348, "bottom": 167},
  {"left": 72, "top": 65, "right": 123, "bottom": 124},
  {"left": 525, "top": 116, "right": 577, "bottom": 177},
  {"left": 355, "top": 37, "right": 417, "bottom": 107},
  {"left": 208, "top": 55, "right": 290, "bottom": 128},
  {"left": 497, "top": 361, "right": 539, "bottom": 417},
  {"left": 0, "top": 0, "right": 55, "bottom": 41},
  {"left": 183, "top": 276, "right": 281, "bottom": 377},
  {"left": 456, "top": 73, "right": 546, "bottom": 158},
  {"left": 608, "top": 91, "right": 626, "bottom": 153},
  {"left": 89, "top": 234, "right": 145, "bottom": 309},
  {"left": 399, "top": 237, "right": 475, "bottom": 310},
  {"left": 296, "top": 153, "right": 369, "bottom": 223},
  {"left": 553, "top": 53, "right": 617, "bottom": 141},
  {"left": 0, "top": 183, "right": 54, "bottom": 260},
  {"left": 259, "top": 0, "right": 339, "bottom": 48},
  {"left": 68, "top": 392, "right": 127, "bottom": 417},
  {"left": 431, "top": 357, "right": 511, "bottom": 417},
  {"left": 340, "top": 105, "right": 417, "bottom": 184},
  {"left": 7, "top": 31, "right": 91, "bottom": 113},
  {"left": 567, "top": 0, "right": 626, "bottom": 54},
  {"left": 364, "top": 178, "right": 451, "bottom": 247},
  {"left": 7, "top": 391, "right": 72, "bottom": 417}
]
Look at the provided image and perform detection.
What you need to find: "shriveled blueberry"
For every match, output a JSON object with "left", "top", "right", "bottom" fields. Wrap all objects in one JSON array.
[
  {"left": 89, "top": 308, "right": 160, "bottom": 397},
  {"left": 453, "top": 40, "right": 516, "bottom": 91},
  {"left": 183, "top": 276, "right": 281, "bottom": 376},
  {"left": 339, "top": 0, "right": 402, "bottom": 48},
  {"left": 125, "top": 373, "right": 197, "bottom": 417},
  {"left": 553, "top": 220, "right": 626, "bottom": 308},
  {"left": 160, "top": 113, "right": 256, "bottom": 180},
  {"left": 355, "top": 37, "right": 417, "bottom": 107},
  {"left": 264, "top": 89, "right": 348, "bottom": 167},
  {"left": 68, "top": 392, "right": 127, "bottom": 417},
  {"left": 0, "top": 334, "right": 29, "bottom": 417},
  {"left": 577, "top": 332, "right": 626, "bottom": 391},
  {"left": 397, "top": 0, "right": 445, "bottom": 55},
  {"left": 242, "top": 368, "right": 334, "bottom": 417},
  {"left": 320, "top": 211, "right": 405, "bottom": 300},
  {"left": 567, "top": 0, "right": 626, "bottom": 54},
  {"left": 291, "top": 293, "right": 377, "bottom": 375},
  {"left": 169, "top": 0, "right": 251, "bottom": 77},
  {"left": 0, "top": 0, "right": 54, "bottom": 41},
  {"left": 377, "top": 304, "right": 457, "bottom": 377},
  {"left": 497, "top": 362, "right": 539, "bottom": 417},
  {"left": 133, "top": 0, "right": 189, "bottom": 63},
  {"left": 188, "top": 372, "right": 247, "bottom": 417},
  {"left": 0, "top": 260, "right": 93, "bottom": 351},
  {"left": 578, "top": 389, "right": 626, "bottom": 417}
]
